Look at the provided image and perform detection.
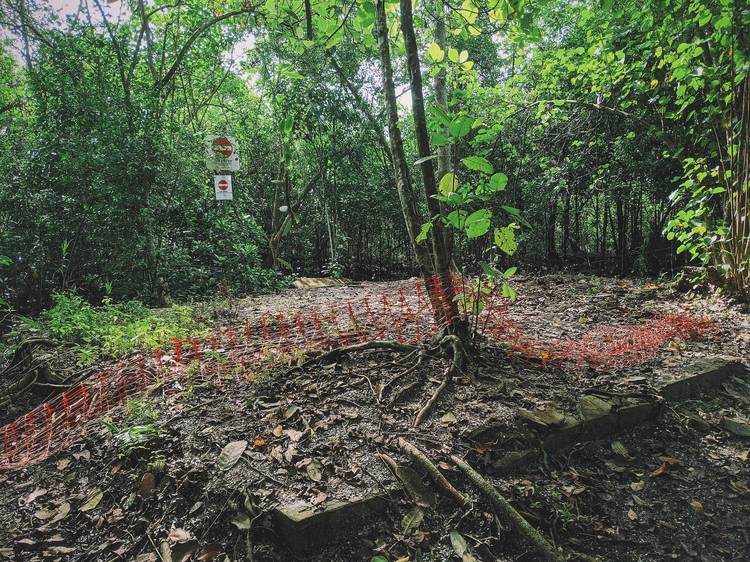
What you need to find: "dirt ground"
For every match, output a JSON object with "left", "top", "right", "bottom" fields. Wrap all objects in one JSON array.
[{"left": 0, "top": 274, "right": 748, "bottom": 561}]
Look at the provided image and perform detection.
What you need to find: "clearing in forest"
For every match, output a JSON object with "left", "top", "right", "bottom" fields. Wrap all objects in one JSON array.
[{"left": 0, "top": 275, "right": 748, "bottom": 561}]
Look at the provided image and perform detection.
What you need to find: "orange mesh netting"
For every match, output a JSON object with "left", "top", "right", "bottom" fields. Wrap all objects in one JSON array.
[{"left": 0, "top": 276, "right": 713, "bottom": 470}]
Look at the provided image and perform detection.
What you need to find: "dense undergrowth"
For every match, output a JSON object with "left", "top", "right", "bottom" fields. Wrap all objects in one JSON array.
[{"left": 2, "top": 293, "right": 206, "bottom": 367}]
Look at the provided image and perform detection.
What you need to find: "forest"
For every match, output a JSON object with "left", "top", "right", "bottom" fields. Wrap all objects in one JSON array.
[{"left": 0, "top": 0, "right": 748, "bottom": 561}]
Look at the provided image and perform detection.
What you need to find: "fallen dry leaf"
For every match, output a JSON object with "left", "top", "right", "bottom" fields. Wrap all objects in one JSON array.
[
  {"left": 730, "top": 480, "right": 750, "bottom": 495},
  {"left": 167, "top": 527, "right": 192, "bottom": 544},
  {"left": 80, "top": 488, "right": 103, "bottom": 512},
  {"left": 630, "top": 481, "right": 645, "bottom": 492},
  {"left": 690, "top": 500, "right": 704, "bottom": 513},
  {"left": 441, "top": 412, "right": 458, "bottom": 424},
  {"left": 230, "top": 512, "right": 252, "bottom": 529},
  {"left": 284, "top": 429, "right": 304, "bottom": 442},
  {"left": 738, "top": 449, "right": 749, "bottom": 462},
  {"left": 253, "top": 437, "right": 267, "bottom": 448},
  {"left": 23, "top": 488, "right": 48, "bottom": 505},
  {"left": 139, "top": 472, "right": 156, "bottom": 498},
  {"left": 44, "top": 502, "right": 70, "bottom": 527},
  {"left": 627, "top": 509, "right": 637, "bottom": 521},
  {"left": 196, "top": 544, "right": 223, "bottom": 561},
  {"left": 217, "top": 440, "right": 248, "bottom": 470},
  {"left": 306, "top": 460, "right": 323, "bottom": 482}
]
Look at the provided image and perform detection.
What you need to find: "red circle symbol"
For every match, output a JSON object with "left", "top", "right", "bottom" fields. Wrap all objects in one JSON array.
[
  {"left": 212, "top": 137, "right": 233, "bottom": 158},
  {"left": 218, "top": 179, "right": 229, "bottom": 191}
]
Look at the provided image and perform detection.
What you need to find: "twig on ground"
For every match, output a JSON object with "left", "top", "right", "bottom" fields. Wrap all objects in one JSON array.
[
  {"left": 394, "top": 437, "right": 469, "bottom": 506},
  {"left": 450, "top": 454, "right": 565, "bottom": 562}
]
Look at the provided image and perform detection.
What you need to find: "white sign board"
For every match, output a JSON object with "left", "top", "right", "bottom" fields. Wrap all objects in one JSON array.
[
  {"left": 214, "top": 175, "right": 233, "bottom": 200},
  {"left": 206, "top": 135, "right": 240, "bottom": 171}
]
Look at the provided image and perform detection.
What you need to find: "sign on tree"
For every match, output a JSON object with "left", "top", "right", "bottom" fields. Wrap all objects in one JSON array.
[
  {"left": 206, "top": 135, "right": 240, "bottom": 171},
  {"left": 214, "top": 175, "right": 233, "bottom": 200}
]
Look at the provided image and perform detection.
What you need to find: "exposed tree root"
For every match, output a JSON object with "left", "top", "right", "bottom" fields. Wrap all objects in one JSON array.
[
  {"left": 379, "top": 348, "right": 428, "bottom": 401},
  {"left": 414, "top": 372, "right": 450, "bottom": 427},
  {"left": 287, "top": 340, "right": 417, "bottom": 375},
  {"left": 450, "top": 454, "right": 565, "bottom": 562},
  {"left": 394, "top": 437, "right": 469, "bottom": 506},
  {"left": 389, "top": 380, "right": 421, "bottom": 404},
  {"left": 414, "top": 334, "right": 465, "bottom": 426}
]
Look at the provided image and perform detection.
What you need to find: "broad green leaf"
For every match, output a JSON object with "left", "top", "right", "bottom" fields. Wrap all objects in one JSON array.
[
  {"left": 439, "top": 172, "right": 458, "bottom": 195},
  {"left": 462, "top": 156, "right": 493, "bottom": 174},
  {"left": 449, "top": 116, "right": 472, "bottom": 138},
  {"left": 465, "top": 209, "right": 491, "bottom": 238},
  {"left": 448, "top": 48, "right": 460, "bottom": 63},
  {"left": 502, "top": 282, "right": 517, "bottom": 301},
  {"left": 489, "top": 172, "right": 508, "bottom": 191},
  {"left": 494, "top": 225, "right": 518, "bottom": 255},
  {"left": 282, "top": 115, "right": 295, "bottom": 135},
  {"left": 427, "top": 42, "right": 445, "bottom": 62}
]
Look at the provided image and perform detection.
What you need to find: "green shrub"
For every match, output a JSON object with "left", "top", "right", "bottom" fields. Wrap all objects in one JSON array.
[{"left": 42, "top": 292, "right": 204, "bottom": 365}]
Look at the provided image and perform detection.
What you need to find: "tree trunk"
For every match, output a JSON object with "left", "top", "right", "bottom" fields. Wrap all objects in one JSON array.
[
  {"left": 375, "top": 0, "right": 434, "bottom": 285},
  {"left": 399, "top": 0, "right": 458, "bottom": 329},
  {"left": 433, "top": 0, "right": 452, "bottom": 254}
]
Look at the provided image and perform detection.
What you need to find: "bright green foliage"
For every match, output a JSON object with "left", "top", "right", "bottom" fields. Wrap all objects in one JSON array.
[
  {"left": 0, "top": 0, "right": 747, "bottom": 314},
  {"left": 42, "top": 293, "right": 203, "bottom": 365}
]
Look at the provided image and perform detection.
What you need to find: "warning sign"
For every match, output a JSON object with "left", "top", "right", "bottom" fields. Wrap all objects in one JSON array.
[
  {"left": 206, "top": 135, "right": 240, "bottom": 171},
  {"left": 214, "top": 175, "right": 233, "bottom": 200}
]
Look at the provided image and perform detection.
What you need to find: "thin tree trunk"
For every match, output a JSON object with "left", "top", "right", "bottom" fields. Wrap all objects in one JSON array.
[
  {"left": 399, "top": 0, "right": 458, "bottom": 328},
  {"left": 433, "top": 0, "right": 452, "bottom": 254},
  {"left": 375, "top": 0, "right": 434, "bottom": 284}
]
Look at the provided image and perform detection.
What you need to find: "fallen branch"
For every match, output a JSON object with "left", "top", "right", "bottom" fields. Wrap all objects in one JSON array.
[
  {"left": 450, "top": 454, "right": 564, "bottom": 562},
  {"left": 395, "top": 438, "right": 469, "bottom": 506}
]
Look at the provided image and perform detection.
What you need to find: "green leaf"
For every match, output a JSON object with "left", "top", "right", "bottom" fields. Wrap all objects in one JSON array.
[
  {"left": 502, "top": 282, "right": 517, "bottom": 301},
  {"left": 280, "top": 69, "right": 305, "bottom": 80},
  {"left": 282, "top": 115, "right": 295, "bottom": 135},
  {"left": 448, "top": 47, "right": 460, "bottom": 63},
  {"left": 450, "top": 530, "right": 469, "bottom": 557},
  {"left": 402, "top": 506, "right": 424, "bottom": 534},
  {"left": 462, "top": 156, "right": 494, "bottom": 174},
  {"left": 449, "top": 116, "right": 472, "bottom": 138},
  {"left": 370, "top": 557, "right": 389, "bottom": 562},
  {"left": 459, "top": 50, "right": 469, "bottom": 63},
  {"left": 503, "top": 266, "right": 517, "bottom": 277},
  {"left": 465, "top": 209, "right": 491, "bottom": 238},
  {"left": 416, "top": 222, "right": 432, "bottom": 244},
  {"left": 489, "top": 172, "right": 508, "bottom": 191},
  {"left": 494, "top": 225, "right": 518, "bottom": 255},
  {"left": 427, "top": 42, "right": 445, "bottom": 62},
  {"left": 0, "top": 255, "right": 11, "bottom": 266},
  {"left": 439, "top": 172, "right": 458, "bottom": 195},
  {"left": 446, "top": 209, "right": 468, "bottom": 228}
]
